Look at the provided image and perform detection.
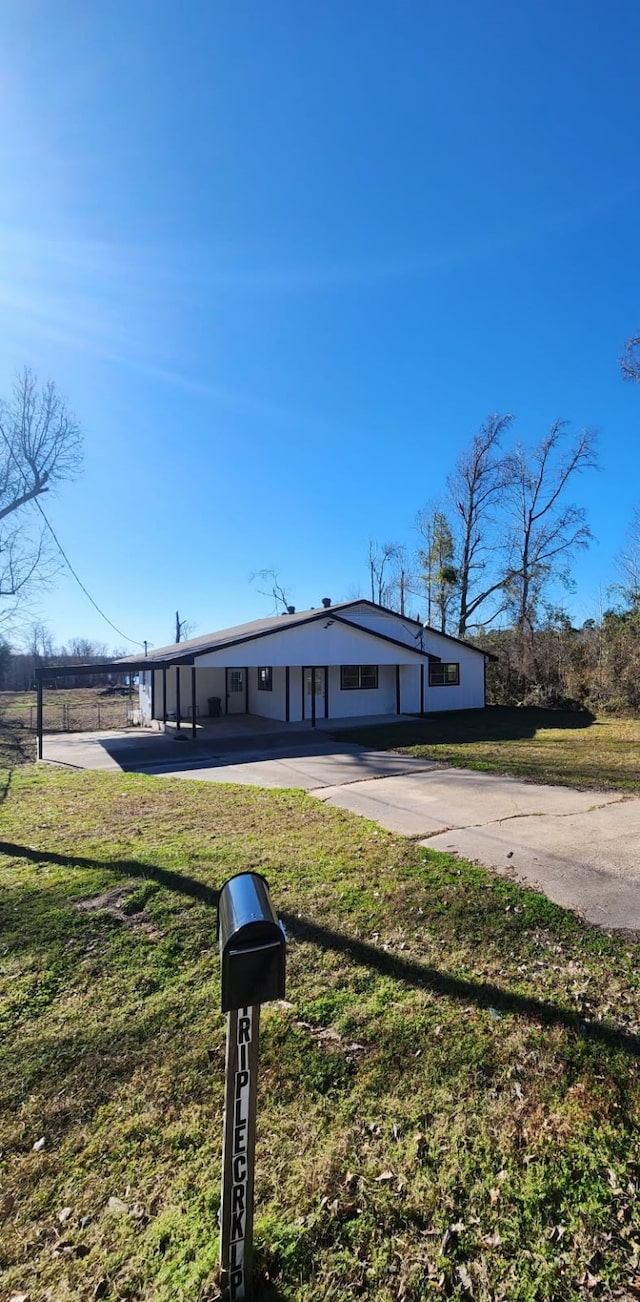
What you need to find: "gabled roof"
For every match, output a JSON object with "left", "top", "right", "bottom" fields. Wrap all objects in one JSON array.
[{"left": 115, "top": 599, "right": 492, "bottom": 667}]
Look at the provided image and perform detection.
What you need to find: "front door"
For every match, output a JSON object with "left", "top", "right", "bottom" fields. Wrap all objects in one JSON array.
[
  {"left": 226, "top": 668, "right": 246, "bottom": 714},
  {"left": 305, "top": 667, "right": 324, "bottom": 721}
]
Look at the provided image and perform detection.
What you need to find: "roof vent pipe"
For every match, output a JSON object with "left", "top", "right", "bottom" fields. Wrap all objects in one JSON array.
[
  {"left": 321, "top": 597, "right": 331, "bottom": 608},
  {"left": 286, "top": 605, "right": 296, "bottom": 614}
]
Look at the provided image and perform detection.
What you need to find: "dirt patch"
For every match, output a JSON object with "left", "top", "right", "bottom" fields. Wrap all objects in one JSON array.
[
  {"left": 74, "top": 885, "right": 163, "bottom": 939},
  {"left": 295, "top": 1019, "right": 366, "bottom": 1059}
]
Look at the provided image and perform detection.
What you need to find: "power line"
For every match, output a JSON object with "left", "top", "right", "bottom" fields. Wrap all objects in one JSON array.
[
  {"left": 0, "top": 417, "right": 146, "bottom": 648},
  {"left": 34, "top": 500, "right": 146, "bottom": 647}
]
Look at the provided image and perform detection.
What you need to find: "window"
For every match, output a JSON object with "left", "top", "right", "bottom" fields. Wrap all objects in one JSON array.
[
  {"left": 429, "top": 662, "right": 460, "bottom": 687},
  {"left": 257, "top": 666, "right": 273, "bottom": 691},
  {"left": 229, "top": 670, "right": 244, "bottom": 693},
  {"left": 340, "top": 665, "right": 378, "bottom": 691}
]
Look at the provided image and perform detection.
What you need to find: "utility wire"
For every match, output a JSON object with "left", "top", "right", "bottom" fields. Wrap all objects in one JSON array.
[
  {"left": 33, "top": 499, "right": 146, "bottom": 648},
  {"left": 0, "top": 419, "right": 145, "bottom": 648}
]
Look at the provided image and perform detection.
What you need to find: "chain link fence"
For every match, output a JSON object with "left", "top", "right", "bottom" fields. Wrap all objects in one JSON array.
[{"left": 27, "top": 700, "right": 135, "bottom": 733}]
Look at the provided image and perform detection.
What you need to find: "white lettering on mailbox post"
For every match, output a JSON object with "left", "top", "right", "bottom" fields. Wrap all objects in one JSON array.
[{"left": 220, "top": 1005, "right": 259, "bottom": 1300}]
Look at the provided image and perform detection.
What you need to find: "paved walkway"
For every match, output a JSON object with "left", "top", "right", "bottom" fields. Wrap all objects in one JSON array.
[{"left": 42, "top": 726, "right": 640, "bottom": 932}]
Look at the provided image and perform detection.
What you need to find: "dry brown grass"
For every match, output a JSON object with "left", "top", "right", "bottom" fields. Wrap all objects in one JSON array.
[{"left": 0, "top": 685, "right": 132, "bottom": 742}]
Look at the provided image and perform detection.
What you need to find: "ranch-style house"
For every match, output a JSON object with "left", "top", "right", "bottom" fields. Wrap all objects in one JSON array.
[{"left": 127, "top": 599, "right": 491, "bottom": 731}]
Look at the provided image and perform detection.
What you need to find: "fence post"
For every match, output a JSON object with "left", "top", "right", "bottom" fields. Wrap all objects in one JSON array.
[{"left": 36, "top": 678, "right": 44, "bottom": 759}]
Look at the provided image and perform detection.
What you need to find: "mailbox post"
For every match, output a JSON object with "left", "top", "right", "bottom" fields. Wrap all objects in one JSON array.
[{"left": 217, "top": 873, "right": 286, "bottom": 1300}]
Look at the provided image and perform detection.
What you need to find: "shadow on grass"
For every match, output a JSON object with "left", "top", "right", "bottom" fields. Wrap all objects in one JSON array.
[
  {"left": 331, "top": 705, "right": 597, "bottom": 750},
  {"left": 0, "top": 721, "right": 34, "bottom": 775},
  {"left": 2, "top": 839, "right": 638, "bottom": 1061},
  {"left": 0, "top": 768, "right": 13, "bottom": 806}
]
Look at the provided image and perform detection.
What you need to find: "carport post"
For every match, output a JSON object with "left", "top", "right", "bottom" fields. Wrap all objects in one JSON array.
[
  {"left": 36, "top": 670, "right": 43, "bottom": 760},
  {"left": 420, "top": 663, "right": 425, "bottom": 715},
  {"left": 395, "top": 665, "right": 401, "bottom": 715},
  {"left": 191, "top": 666, "right": 197, "bottom": 740},
  {"left": 311, "top": 666, "right": 316, "bottom": 728},
  {"left": 162, "top": 668, "right": 167, "bottom": 726},
  {"left": 175, "top": 666, "right": 181, "bottom": 731}
]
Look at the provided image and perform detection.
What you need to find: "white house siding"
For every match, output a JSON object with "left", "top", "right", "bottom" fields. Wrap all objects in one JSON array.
[
  {"left": 342, "top": 605, "right": 422, "bottom": 648},
  {"left": 342, "top": 611, "right": 486, "bottom": 711},
  {"left": 326, "top": 664, "right": 397, "bottom": 717},
  {"left": 422, "top": 631, "right": 485, "bottom": 712},
  {"left": 139, "top": 671, "right": 152, "bottom": 721},
  {"left": 193, "top": 617, "right": 424, "bottom": 671},
  {"left": 154, "top": 666, "right": 227, "bottom": 718},
  {"left": 287, "top": 666, "right": 303, "bottom": 722},
  {"left": 246, "top": 665, "right": 287, "bottom": 720},
  {"left": 399, "top": 663, "right": 421, "bottom": 713}
]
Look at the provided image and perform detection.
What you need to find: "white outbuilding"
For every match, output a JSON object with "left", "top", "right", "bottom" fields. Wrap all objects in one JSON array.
[{"left": 126, "top": 600, "right": 492, "bottom": 733}]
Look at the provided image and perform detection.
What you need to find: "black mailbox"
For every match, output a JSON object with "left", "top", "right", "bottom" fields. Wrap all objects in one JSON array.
[{"left": 217, "top": 872, "right": 286, "bottom": 1013}]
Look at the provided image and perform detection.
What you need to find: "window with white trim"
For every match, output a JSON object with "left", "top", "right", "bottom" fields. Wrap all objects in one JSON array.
[
  {"left": 429, "top": 662, "right": 459, "bottom": 686},
  {"left": 340, "top": 665, "right": 378, "bottom": 690}
]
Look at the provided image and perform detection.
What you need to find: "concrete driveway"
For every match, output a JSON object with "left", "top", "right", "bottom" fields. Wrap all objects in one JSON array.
[{"left": 43, "top": 726, "right": 640, "bottom": 932}]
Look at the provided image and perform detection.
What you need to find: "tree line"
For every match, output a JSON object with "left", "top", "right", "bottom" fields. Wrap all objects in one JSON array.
[{"left": 0, "top": 625, "right": 127, "bottom": 691}]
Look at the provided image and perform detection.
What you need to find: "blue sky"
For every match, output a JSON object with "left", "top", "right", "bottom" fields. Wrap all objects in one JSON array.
[{"left": 0, "top": 0, "right": 638, "bottom": 650}]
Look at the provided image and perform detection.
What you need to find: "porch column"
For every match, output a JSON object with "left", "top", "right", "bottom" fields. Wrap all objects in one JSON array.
[
  {"left": 245, "top": 668, "right": 249, "bottom": 715},
  {"left": 191, "top": 665, "right": 197, "bottom": 740},
  {"left": 175, "top": 666, "right": 181, "bottom": 731},
  {"left": 324, "top": 666, "right": 329, "bottom": 719},
  {"left": 301, "top": 666, "right": 306, "bottom": 721},
  {"left": 151, "top": 670, "right": 156, "bottom": 720},
  {"left": 162, "top": 668, "right": 167, "bottom": 726},
  {"left": 311, "top": 666, "right": 316, "bottom": 729},
  {"left": 395, "top": 665, "right": 401, "bottom": 715},
  {"left": 224, "top": 667, "right": 229, "bottom": 715},
  {"left": 420, "top": 663, "right": 425, "bottom": 715},
  {"left": 285, "top": 666, "right": 290, "bottom": 722}
]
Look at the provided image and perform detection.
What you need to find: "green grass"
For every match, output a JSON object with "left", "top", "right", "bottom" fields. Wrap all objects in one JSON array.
[
  {"left": 2, "top": 767, "right": 640, "bottom": 1300},
  {"left": 334, "top": 706, "right": 640, "bottom": 792}
]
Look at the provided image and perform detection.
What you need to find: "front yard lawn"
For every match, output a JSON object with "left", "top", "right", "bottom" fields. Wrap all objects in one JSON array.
[
  {"left": 334, "top": 707, "right": 640, "bottom": 792},
  {"left": 1, "top": 766, "right": 640, "bottom": 1300}
]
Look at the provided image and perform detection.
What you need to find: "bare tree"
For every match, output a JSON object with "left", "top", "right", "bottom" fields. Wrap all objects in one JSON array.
[
  {"left": 383, "top": 544, "right": 417, "bottom": 616},
  {"left": 448, "top": 413, "right": 514, "bottom": 637},
  {"left": 0, "top": 368, "right": 82, "bottom": 619},
  {"left": 174, "top": 611, "right": 196, "bottom": 643},
  {"left": 26, "top": 620, "right": 54, "bottom": 662},
  {"left": 612, "top": 507, "right": 640, "bottom": 612},
  {"left": 505, "top": 422, "right": 597, "bottom": 636},
  {"left": 66, "top": 636, "right": 108, "bottom": 659},
  {"left": 621, "top": 335, "right": 640, "bottom": 383},
  {"left": 251, "top": 569, "right": 293, "bottom": 613},
  {"left": 367, "top": 540, "right": 401, "bottom": 607}
]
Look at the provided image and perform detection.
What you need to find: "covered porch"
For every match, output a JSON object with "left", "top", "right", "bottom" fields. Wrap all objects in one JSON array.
[{"left": 145, "top": 659, "right": 433, "bottom": 733}]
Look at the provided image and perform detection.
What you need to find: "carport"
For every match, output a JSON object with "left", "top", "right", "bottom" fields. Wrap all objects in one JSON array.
[{"left": 35, "top": 647, "right": 201, "bottom": 758}]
